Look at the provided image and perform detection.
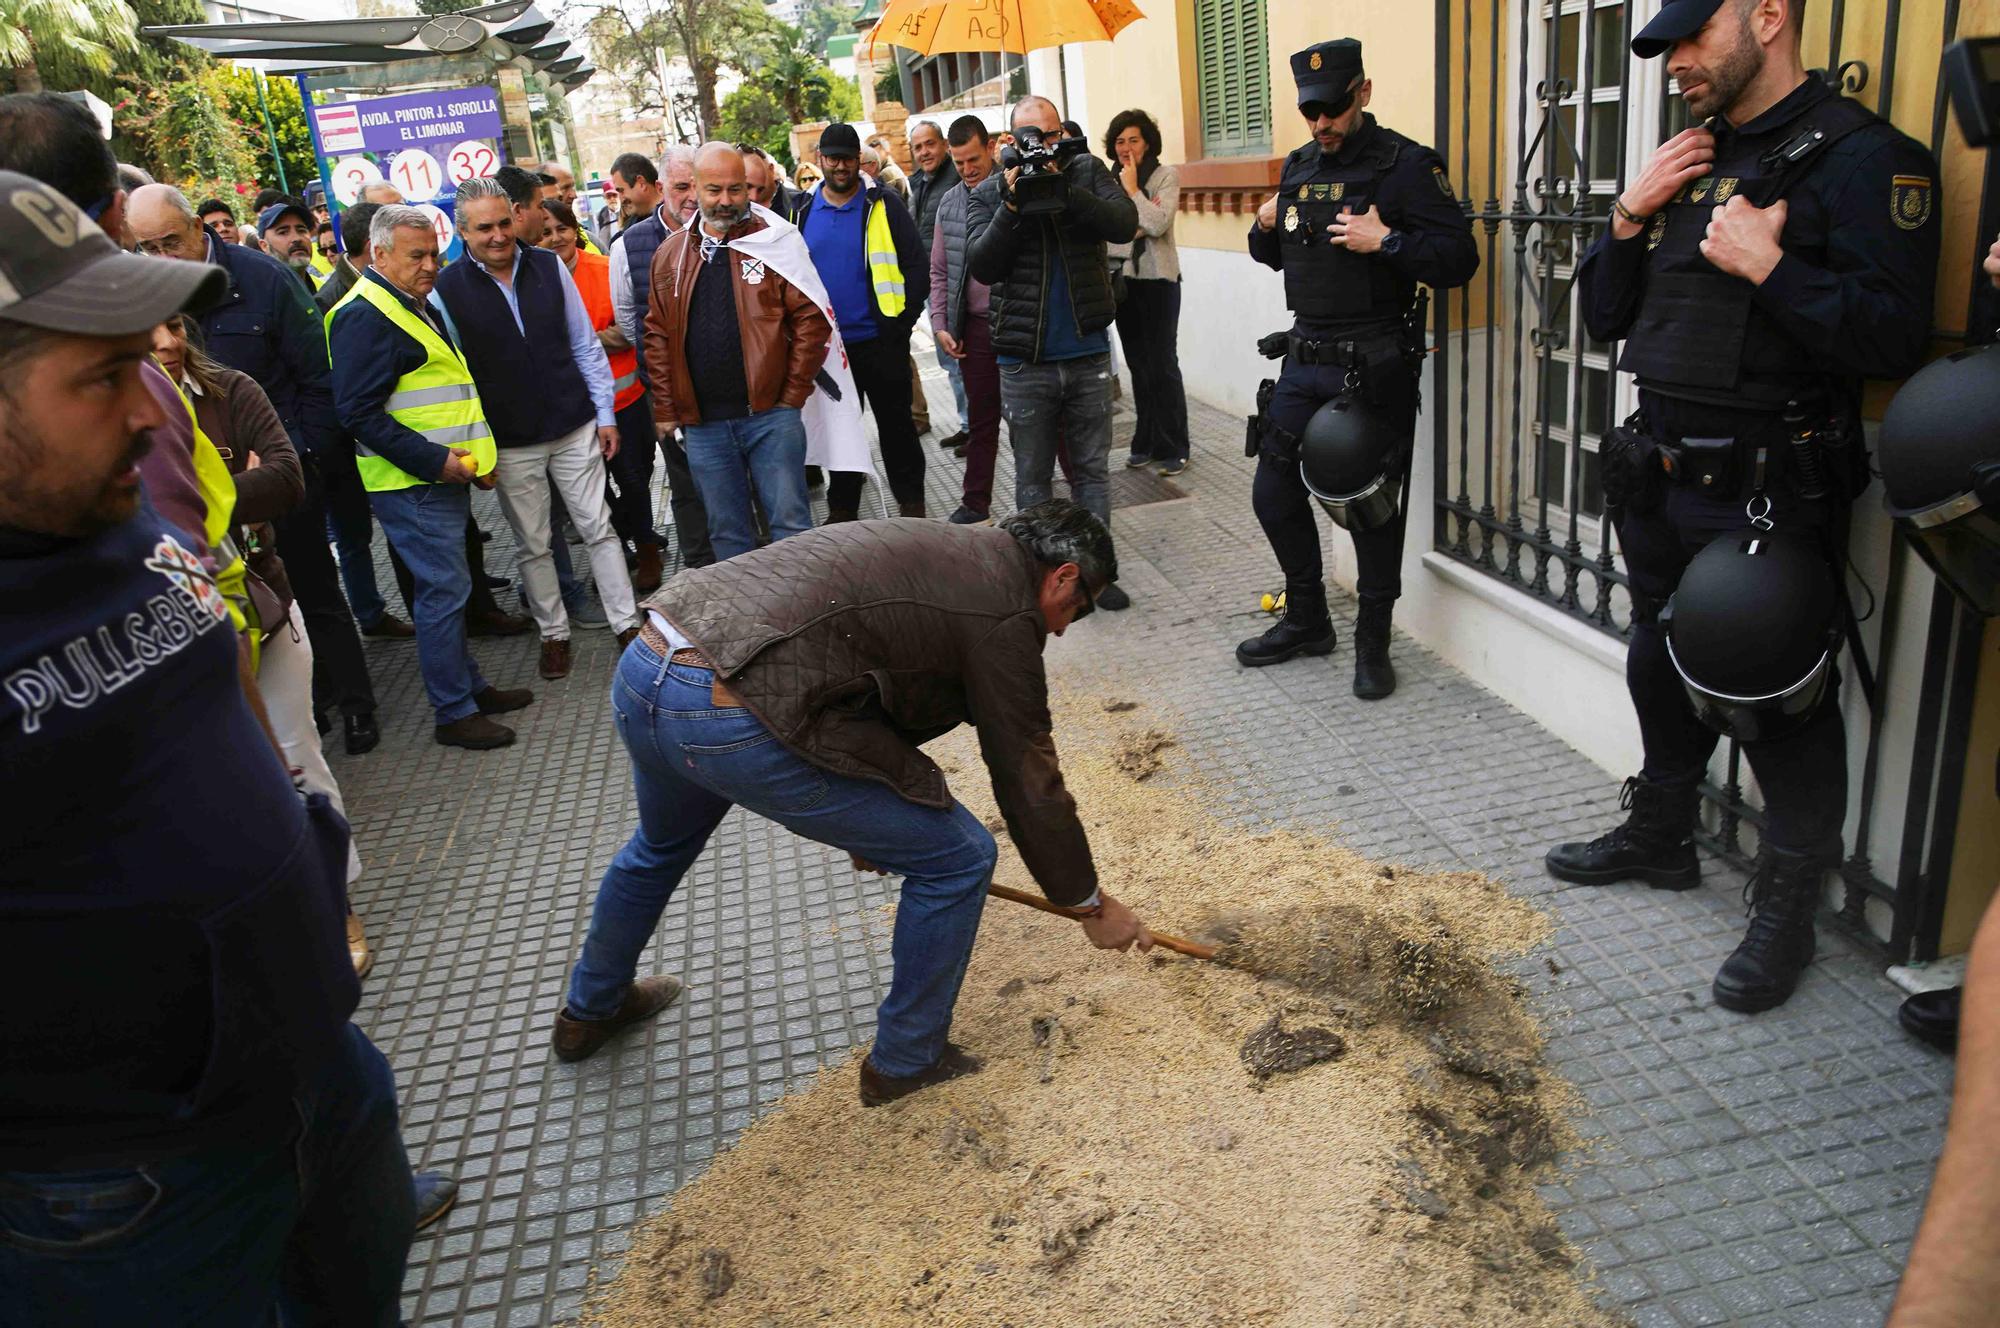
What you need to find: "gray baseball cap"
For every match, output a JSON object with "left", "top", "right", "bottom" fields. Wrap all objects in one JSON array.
[{"left": 0, "top": 170, "right": 225, "bottom": 336}]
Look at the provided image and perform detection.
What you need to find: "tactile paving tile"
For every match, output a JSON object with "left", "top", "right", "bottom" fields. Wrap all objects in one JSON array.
[{"left": 325, "top": 339, "right": 1950, "bottom": 1326}]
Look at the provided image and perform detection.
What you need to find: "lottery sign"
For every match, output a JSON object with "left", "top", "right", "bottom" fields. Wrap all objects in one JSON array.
[
  {"left": 446, "top": 141, "right": 500, "bottom": 184},
  {"left": 390, "top": 149, "right": 445, "bottom": 202},
  {"left": 330, "top": 155, "right": 383, "bottom": 207}
]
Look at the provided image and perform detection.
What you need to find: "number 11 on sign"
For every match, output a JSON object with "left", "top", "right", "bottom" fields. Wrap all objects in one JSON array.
[{"left": 391, "top": 149, "right": 443, "bottom": 202}]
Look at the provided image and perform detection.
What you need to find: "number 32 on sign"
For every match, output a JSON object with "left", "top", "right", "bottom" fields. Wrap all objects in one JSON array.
[
  {"left": 391, "top": 149, "right": 444, "bottom": 203},
  {"left": 447, "top": 141, "right": 499, "bottom": 185}
]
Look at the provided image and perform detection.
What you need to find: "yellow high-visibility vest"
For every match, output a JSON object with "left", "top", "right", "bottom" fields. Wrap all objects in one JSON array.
[
  {"left": 159, "top": 369, "right": 257, "bottom": 658},
  {"left": 580, "top": 231, "right": 604, "bottom": 257},
  {"left": 865, "top": 194, "right": 905, "bottom": 318},
  {"left": 325, "top": 278, "right": 495, "bottom": 492},
  {"left": 309, "top": 250, "right": 334, "bottom": 280}
]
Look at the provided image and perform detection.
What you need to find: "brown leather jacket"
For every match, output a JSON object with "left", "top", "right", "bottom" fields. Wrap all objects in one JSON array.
[
  {"left": 644, "top": 520, "right": 1097, "bottom": 906},
  {"left": 641, "top": 215, "right": 831, "bottom": 430}
]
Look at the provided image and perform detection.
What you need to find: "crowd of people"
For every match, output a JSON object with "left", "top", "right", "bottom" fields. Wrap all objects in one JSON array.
[{"left": 0, "top": 83, "right": 1195, "bottom": 1321}]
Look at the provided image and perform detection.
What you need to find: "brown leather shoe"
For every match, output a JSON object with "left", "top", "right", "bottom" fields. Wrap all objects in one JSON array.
[
  {"left": 551, "top": 976, "right": 683, "bottom": 1063},
  {"left": 633, "top": 544, "right": 664, "bottom": 595},
  {"left": 474, "top": 685, "right": 533, "bottom": 715},
  {"left": 360, "top": 612, "right": 416, "bottom": 640},
  {"left": 538, "top": 638, "right": 572, "bottom": 680},
  {"left": 347, "top": 911, "right": 374, "bottom": 980},
  {"left": 435, "top": 714, "right": 515, "bottom": 749},
  {"left": 825, "top": 505, "right": 859, "bottom": 523},
  {"left": 857, "top": 1043, "right": 984, "bottom": 1107},
  {"left": 467, "top": 607, "right": 534, "bottom": 638},
  {"left": 616, "top": 626, "right": 641, "bottom": 651},
  {"left": 898, "top": 498, "right": 927, "bottom": 519}
]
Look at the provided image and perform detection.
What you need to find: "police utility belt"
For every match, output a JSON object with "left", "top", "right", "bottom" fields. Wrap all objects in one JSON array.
[{"left": 1600, "top": 404, "right": 1856, "bottom": 518}]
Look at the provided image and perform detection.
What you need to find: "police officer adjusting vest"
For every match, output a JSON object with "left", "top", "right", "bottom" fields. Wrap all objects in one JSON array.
[
  {"left": 1277, "top": 116, "right": 1410, "bottom": 331},
  {"left": 325, "top": 278, "right": 496, "bottom": 491},
  {"left": 1622, "top": 84, "right": 1881, "bottom": 410}
]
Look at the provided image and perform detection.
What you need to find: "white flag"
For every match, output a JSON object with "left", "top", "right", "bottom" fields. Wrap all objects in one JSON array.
[{"left": 724, "top": 204, "right": 874, "bottom": 479}]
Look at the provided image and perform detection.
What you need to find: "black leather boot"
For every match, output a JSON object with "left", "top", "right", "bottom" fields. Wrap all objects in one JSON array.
[
  {"left": 1236, "top": 588, "right": 1335, "bottom": 667},
  {"left": 1545, "top": 776, "right": 1701, "bottom": 890},
  {"left": 1713, "top": 848, "right": 1822, "bottom": 1013},
  {"left": 1351, "top": 596, "right": 1397, "bottom": 699}
]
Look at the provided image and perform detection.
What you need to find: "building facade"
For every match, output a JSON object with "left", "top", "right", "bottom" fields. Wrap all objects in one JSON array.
[{"left": 1028, "top": 0, "right": 2000, "bottom": 962}]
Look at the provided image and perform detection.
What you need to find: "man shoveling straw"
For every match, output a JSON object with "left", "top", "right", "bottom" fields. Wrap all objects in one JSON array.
[{"left": 553, "top": 499, "right": 1154, "bottom": 1105}]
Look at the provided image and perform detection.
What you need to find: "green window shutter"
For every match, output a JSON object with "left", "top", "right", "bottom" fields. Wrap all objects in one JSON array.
[{"left": 1195, "top": 0, "right": 1270, "bottom": 157}]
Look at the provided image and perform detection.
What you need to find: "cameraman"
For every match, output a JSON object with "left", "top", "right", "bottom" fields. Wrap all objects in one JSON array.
[{"left": 969, "top": 95, "right": 1140, "bottom": 610}]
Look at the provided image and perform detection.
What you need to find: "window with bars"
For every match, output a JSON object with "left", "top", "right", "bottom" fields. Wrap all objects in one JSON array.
[
  {"left": 1194, "top": 0, "right": 1271, "bottom": 157},
  {"left": 1530, "top": 0, "right": 1630, "bottom": 522}
]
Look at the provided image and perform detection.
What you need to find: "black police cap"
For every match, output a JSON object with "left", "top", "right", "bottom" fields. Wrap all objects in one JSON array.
[
  {"left": 1632, "top": 0, "right": 1725, "bottom": 57},
  {"left": 1292, "top": 39, "right": 1364, "bottom": 111}
]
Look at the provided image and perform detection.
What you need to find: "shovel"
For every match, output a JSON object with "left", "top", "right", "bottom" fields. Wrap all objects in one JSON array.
[{"left": 986, "top": 883, "right": 1218, "bottom": 961}]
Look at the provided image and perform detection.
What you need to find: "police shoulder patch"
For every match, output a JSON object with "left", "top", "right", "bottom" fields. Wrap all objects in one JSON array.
[
  {"left": 1432, "top": 166, "right": 1453, "bottom": 198},
  {"left": 1892, "top": 174, "right": 1933, "bottom": 231}
]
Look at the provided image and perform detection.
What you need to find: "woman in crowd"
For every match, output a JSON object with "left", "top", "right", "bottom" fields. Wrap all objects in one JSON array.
[
  {"left": 794, "top": 160, "right": 822, "bottom": 193},
  {"left": 1104, "top": 108, "right": 1190, "bottom": 477}
]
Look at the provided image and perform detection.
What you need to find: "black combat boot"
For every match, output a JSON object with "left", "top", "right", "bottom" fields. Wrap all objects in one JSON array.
[
  {"left": 1351, "top": 596, "right": 1397, "bottom": 699},
  {"left": 1712, "top": 848, "right": 1822, "bottom": 1013},
  {"left": 1236, "top": 587, "right": 1336, "bottom": 667},
  {"left": 1544, "top": 776, "right": 1701, "bottom": 890}
]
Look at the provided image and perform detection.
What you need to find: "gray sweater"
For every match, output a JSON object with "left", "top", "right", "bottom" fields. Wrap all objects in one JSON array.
[{"left": 1106, "top": 162, "right": 1181, "bottom": 283}]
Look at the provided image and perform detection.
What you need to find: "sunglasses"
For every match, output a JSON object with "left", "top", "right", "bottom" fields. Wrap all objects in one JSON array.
[
  {"left": 1072, "top": 577, "right": 1098, "bottom": 621},
  {"left": 1302, "top": 96, "right": 1357, "bottom": 122}
]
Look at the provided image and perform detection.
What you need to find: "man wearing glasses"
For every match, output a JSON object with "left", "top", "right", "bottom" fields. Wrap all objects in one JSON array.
[{"left": 550, "top": 499, "right": 1155, "bottom": 1107}]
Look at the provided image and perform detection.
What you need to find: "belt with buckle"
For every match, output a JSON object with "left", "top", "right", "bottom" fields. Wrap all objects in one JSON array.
[{"left": 639, "top": 621, "right": 744, "bottom": 707}]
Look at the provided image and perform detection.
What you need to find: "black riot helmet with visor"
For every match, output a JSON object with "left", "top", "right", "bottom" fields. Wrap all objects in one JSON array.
[{"left": 1663, "top": 531, "right": 1842, "bottom": 742}]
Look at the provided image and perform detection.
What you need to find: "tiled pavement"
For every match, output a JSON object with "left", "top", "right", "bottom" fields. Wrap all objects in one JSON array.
[{"left": 327, "top": 343, "right": 1954, "bottom": 1326}]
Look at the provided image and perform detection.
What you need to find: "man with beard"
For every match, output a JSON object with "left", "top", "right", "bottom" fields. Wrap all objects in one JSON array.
[
  {"left": 258, "top": 198, "right": 322, "bottom": 294},
  {"left": 609, "top": 148, "right": 715, "bottom": 569},
  {"left": 907, "top": 118, "right": 968, "bottom": 453},
  {"left": 1548, "top": 0, "right": 1940, "bottom": 1012},
  {"left": 641, "top": 142, "right": 829, "bottom": 559},
  {"left": 0, "top": 168, "right": 420, "bottom": 1327},
  {"left": 801, "top": 123, "right": 930, "bottom": 520}
]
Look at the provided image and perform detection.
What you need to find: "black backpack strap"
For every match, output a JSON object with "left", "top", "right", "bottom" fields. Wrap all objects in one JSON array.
[{"left": 1755, "top": 95, "right": 1881, "bottom": 190}]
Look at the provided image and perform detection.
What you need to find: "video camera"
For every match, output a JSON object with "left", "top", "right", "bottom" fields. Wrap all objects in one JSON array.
[{"left": 999, "top": 126, "right": 1087, "bottom": 217}]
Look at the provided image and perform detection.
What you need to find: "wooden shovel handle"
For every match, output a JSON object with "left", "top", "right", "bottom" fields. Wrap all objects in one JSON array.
[{"left": 986, "top": 883, "right": 1218, "bottom": 961}]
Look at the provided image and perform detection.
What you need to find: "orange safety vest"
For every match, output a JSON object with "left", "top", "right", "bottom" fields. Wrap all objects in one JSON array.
[{"left": 570, "top": 249, "right": 643, "bottom": 412}]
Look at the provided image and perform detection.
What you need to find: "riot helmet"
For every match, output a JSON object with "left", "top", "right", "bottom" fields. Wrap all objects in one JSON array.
[
  {"left": 1879, "top": 343, "right": 2000, "bottom": 617},
  {"left": 1299, "top": 394, "right": 1399, "bottom": 530},
  {"left": 1663, "top": 531, "right": 1840, "bottom": 742}
]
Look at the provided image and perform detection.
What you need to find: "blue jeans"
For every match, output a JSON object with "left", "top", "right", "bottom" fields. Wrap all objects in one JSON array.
[
  {"left": 565, "top": 638, "right": 997, "bottom": 1077},
  {"left": 680, "top": 407, "right": 811, "bottom": 561},
  {"left": 0, "top": 1023, "right": 414, "bottom": 1328},
  {"left": 1000, "top": 352, "right": 1114, "bottom": 529},
  {"left": 369, "top": 483, "right": 488, "bottom": 725}
]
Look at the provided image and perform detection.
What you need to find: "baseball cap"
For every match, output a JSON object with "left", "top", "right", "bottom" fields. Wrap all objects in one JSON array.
[
  {"left": 0, "top": 171, "right": 225, "bottom": 336},
  {"left": 1632, "top": 0, "right": 1726, "bottom": 57},
  {"left": 817, "top": 123, "right": 861, "bottom": 157},
  {"left": 257, "top": 200, "right": 315, "bottom": 234}
]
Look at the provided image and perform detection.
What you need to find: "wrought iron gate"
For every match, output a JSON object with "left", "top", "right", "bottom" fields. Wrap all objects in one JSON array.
[{"left": 1428, "top": 0, "right": 1985, "bottom": 960}]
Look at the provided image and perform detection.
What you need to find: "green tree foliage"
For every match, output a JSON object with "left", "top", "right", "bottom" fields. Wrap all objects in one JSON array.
[
  {"left": 415, "top": 0, "right": 479, "bottom": 13},
  {"left": 797, "top": 0, "right": 854, "bottom": 56},
  {"left": 123, "top": 67, "right": 261, "bottom": 205},
  {"left": 0, "top": 0, "right": 139, "bottom": 94},
  {"left": 575, "top": 0, "right": 774, "bottom": 140},
  {"left": 874, "top": 61, "right": 903, "bottom": 109},
  {"left": 714, "top": 84, "right": 787, "bottom": 159},
  {"left": 205, "top": 67, "right": 317, "bottom": 197}
]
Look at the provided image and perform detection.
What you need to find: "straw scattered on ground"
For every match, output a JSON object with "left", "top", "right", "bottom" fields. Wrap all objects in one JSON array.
[{"left": 579, "top": 694, "right": 1619, "bottom": 1328}]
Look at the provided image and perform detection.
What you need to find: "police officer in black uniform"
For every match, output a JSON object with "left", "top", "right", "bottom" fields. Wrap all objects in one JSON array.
[
  {"left": 1239, "top": 39, "right": 1479, "bottom": 699},
  {"left": 1548, "top": 0, "right": 1941, "bottom": 1011}
]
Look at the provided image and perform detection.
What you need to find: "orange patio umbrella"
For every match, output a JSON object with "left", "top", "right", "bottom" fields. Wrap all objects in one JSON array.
[{"left": 864, "top": 0, "right": 1145, "bottom": 56}]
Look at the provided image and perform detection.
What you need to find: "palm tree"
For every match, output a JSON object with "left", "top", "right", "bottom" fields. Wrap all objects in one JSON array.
[{"left": 1, "top": 0, "right": 140, "bottom": 94}]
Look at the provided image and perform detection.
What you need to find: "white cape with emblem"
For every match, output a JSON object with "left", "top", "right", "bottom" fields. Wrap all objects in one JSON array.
[{"left": 718, "top": 203, "right": 874, "bottom": 482}]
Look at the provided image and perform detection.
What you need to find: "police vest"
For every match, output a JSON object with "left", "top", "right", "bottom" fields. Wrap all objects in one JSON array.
[
  {"left": 324, "top": 279, "right": 496, "bottom": 492},
  {"left": 1275, "top": 131, "right": 1408, "bottom": 328},
  {"left": 1621, "top": 93, "right": 1881, "bottom": 410},
  {"left": 572, "top": 248, "right": 643, "bottom": 411}
]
